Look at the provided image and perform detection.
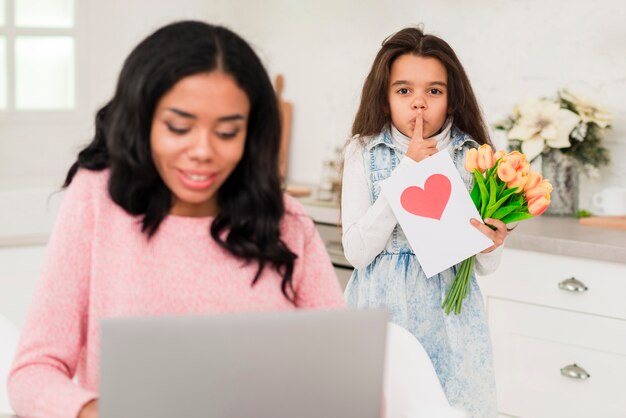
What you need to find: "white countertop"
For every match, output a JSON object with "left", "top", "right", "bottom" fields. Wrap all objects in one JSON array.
[
  {"left": 298, "top": 197, "right": 341, "bottom": 225},
  {"left": 506, "top": 215, "right": 626, "bottom": 264}
]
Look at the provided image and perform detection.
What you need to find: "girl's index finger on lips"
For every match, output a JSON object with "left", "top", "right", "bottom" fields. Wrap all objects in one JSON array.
[{"left": 411, "top": 109, "right": 424, "bottom": 142}]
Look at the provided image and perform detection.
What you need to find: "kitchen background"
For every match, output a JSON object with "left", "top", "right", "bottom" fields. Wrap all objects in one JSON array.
[
  {"left": 1, "top": 0, "right": 625, "bottom": 416},
  {"left": 2, "top": 1, "right": 625, "bottom": 234}
]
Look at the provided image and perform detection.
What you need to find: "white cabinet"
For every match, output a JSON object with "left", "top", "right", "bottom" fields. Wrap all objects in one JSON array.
[
  {"left": 478, "top": 248, "right": 626, "bottom": 418},
  {"left": 314, "top": 222, "right": 353, "bottom": 291},
  {"left": 0, "top": 187, "right": 59, "bottom": 330},
  {"left": 0, "top": 245, "right": 46, "bottom": 330}
]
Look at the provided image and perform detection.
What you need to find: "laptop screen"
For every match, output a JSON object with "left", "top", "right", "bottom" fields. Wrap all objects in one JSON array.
[{"left": 100, "top": 309, "right": 387, "bottom": 418}]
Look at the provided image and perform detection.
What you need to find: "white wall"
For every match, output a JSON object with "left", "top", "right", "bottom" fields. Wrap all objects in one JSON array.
[
  {"left": 233, "top": 0, "right": 626, "bottom": 200},
  {"left": 1, "top": 0, "right": 626, "bottom": 327},
  {"left": 2, "top": 0, "right": 625, "bottom": 197},
  {"left": 413, "top": 0, "right": 626, "bottom": 205}
]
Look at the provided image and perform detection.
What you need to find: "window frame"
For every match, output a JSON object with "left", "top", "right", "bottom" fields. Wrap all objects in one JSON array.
[{"left": 0, "top": 0, "right": 87, "bottom": 124}]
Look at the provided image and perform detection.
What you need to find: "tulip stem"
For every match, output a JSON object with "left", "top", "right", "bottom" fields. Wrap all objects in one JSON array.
[{"left": 442, "top": 256, "right": 476, "bottom": 315}]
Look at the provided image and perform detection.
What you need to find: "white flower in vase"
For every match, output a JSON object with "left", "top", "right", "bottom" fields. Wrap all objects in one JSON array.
[
  {"left": 560, "top": 87, "right": 613, "bottom": 128},
  {"left": 507, "top": 97, "right": 580, "bottom": 161},
  {"left": 493, "top": 87, "right": 612, "bottom": 216}
]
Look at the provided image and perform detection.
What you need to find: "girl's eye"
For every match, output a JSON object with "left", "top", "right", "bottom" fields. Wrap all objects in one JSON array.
[
  {"left": 429, "top": 88, "right": 443, "bottom": 95},
  {"left": 166, "top": 122, "right": 190, "bottom": 135},
  {"left": 216, "top": 130, "right": 239, "bottom": 140},
  {"left": 397, "top": 88, "right": 410, "bottom": 95}
]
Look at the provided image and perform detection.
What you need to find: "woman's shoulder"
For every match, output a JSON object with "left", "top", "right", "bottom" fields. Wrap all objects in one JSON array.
[
  {"left": 60, "top": 168, "right": 124, "bottom": 221},
  {"left": 282, "top": 193, "right": 311, "bottom": 221},
  {"left": 52, "top": 168, "right": 120, "bottom": 236},
  {"left": 72, "top": 166, "right": 109, "bottom": 181},
  {"left": 65, "top": 168, "right": 110, "bottom": 200},
  {"left": 281, "top": 194, "right": 317, "bottom": 239}
]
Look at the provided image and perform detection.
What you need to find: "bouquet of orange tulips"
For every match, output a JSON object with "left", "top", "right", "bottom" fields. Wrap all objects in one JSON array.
[{"left": 442, "top": 145, "right": 553, "bottom": 315}]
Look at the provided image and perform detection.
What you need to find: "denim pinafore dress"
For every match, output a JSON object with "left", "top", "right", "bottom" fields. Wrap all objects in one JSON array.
[{"left": 344, "top": 127, "right": 497, "bottom": 418}]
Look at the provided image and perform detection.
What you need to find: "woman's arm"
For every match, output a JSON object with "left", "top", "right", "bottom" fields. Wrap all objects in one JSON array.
[
  {"left": 8, "top": 170, "right": 99, "bottom": 418},
  {"left": 286, "top": 201, "right": 345, "bottom": 308},
  {"left": 78, "top": 400, "right": 99, "bottom": 418}
]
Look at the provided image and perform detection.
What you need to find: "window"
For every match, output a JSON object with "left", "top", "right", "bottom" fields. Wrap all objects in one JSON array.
[
  {"left": 0, "top": 0, "right": 5, "bottom": 26},
  {"left": 0, "top": 0, "right": 76, "bottom": 111},
  {"left": 0, "top": 36, "right": 6, "bottom": 109}
]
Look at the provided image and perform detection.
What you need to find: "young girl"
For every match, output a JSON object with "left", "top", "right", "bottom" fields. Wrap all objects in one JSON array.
[
  {"left": 8, "top": 21, "right": 345, "bottom": 418},
  {"left": 342, "top": 27, "right": 508, "bottom": 417}
]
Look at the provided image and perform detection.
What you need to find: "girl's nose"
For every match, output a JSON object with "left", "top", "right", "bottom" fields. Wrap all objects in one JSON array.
[{"left": 411, "top": 96, "right": 427, "bottom": 110}]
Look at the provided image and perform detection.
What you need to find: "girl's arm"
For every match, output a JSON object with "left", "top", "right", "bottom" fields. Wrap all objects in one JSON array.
[
  {"left": 7, "top": 170, "right": 98, "bottom": 418},
  {"left": 341, "top": 141, "right": 414, "bottom": 269},
  {"left": 475, "top": 246, "right": 504, "bottom": 275},
  {"left": 472, "top": 218, "right": 507, "bottom": 275}
]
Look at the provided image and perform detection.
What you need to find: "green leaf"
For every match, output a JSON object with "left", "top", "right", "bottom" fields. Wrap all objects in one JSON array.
[
  {"left": 497, "top": 179, "right": 507, "bottom": 195},
  {"left": 510, "top": 192, "right": 524, "bottom": 206},
  {"left": 501, "top": 212, "right": 534, "bottom": 224},
  {"left": 486, "top": 164, "right": 498, "bottom": 179},
  {"left": 484, "top": 183, "right": 520, "bottom": 219},
  {"left": 491, "top": 204, "right": 520, "bottom": 219},
  {"left": 499, "top": 186, "right": 518, "bottom": 200},
  {"left": 484, "top": 178, "right": 502, "bottom": 219},
  {"left": 486, "top": 192, "right": 517, "bottom": 219},
  {"left": 488, "top": 176, "right": 497, "bottom": 209},
  {"left": 474, "top": 169, "right": 489, "bottom": 216},
  {"left": 470, "top": 184, "right": 481, "bottom": 209}
]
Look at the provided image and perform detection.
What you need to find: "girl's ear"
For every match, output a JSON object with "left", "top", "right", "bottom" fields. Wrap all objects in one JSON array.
[{"left": 447, "top": 107, "right": 454, "bottom": 115}]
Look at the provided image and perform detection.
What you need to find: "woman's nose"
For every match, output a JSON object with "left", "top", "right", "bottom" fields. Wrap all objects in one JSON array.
[{"left": 188, "top": 132, "right": 214, "bottom": 161}]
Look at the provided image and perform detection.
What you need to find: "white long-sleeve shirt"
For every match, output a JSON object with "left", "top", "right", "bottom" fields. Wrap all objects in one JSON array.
[{"left": 341, "top": 123, "right": 502, "bottom": 274}]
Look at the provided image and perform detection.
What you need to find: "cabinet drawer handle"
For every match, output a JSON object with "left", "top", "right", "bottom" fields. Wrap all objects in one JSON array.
[
  {"left": 560, "top": 364, "right": 590, "bottom": 380},
  {"left": 558, "top": 277, "right": 588, "bottom": 292}
]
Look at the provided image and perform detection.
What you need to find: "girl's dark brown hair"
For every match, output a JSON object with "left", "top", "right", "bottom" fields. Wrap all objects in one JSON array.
[{"left": 352, "top": 26, "right": 492, "bottom": 146}]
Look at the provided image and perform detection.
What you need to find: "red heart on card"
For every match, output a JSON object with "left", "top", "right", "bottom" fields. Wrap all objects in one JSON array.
[{"left": 400, "top": 174, "right": 451, "bottom": 220}]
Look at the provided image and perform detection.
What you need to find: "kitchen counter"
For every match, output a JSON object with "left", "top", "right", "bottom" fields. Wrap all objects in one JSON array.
[
  {"left": 508, "top": 216, "right": 626, "bottom": 264},
  {"left": 2, "top": 194, "right": 623, "bottom": 264},
  {"left": 299, "top": 198, "right": 626, "bottom": 265},
  {"left": 298, "top": 197, "right": 341, "bottom": 225}
]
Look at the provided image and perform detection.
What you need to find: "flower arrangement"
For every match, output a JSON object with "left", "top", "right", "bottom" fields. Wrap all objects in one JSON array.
[
  {"left": 495, "top": 87, "right": 612, "bottom": 175},
  {"left": 441, "top": 145, "right": 552, "bottom": 315}
]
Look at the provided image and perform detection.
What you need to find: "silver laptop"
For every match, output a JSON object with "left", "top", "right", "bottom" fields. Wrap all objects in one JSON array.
[{"left": 99, "top": 309, "right": 388, "bottom": 418}]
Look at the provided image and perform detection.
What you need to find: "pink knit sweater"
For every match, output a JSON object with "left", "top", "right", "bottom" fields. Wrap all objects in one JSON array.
[{"left": 8, "top": 169, "right": 346, "bottom": 418}]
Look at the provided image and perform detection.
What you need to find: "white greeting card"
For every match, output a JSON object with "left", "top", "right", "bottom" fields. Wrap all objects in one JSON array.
[{"left": 381, "top": 151, "right": 493, "bottom": 278}]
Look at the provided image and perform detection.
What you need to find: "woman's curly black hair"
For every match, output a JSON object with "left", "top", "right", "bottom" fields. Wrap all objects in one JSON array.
[{"left": 63, "top": 21, "right": 297, "bottom": 302}]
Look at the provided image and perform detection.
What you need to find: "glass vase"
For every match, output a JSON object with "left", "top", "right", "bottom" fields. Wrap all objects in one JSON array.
[{"left": 541, "top": 149, "right": 579, "bottom": 216}]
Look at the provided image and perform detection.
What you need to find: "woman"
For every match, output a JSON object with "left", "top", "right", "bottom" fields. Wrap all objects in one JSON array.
[{"left": 8, "top": 21, "right": 345, "bottom": 418}]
